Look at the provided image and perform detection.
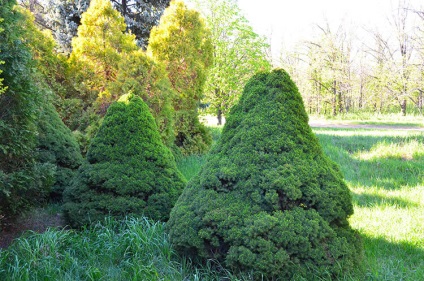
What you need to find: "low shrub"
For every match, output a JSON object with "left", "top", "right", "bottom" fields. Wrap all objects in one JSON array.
[{"left": 63, "top": 94, "right": 186, "bottom": 228}]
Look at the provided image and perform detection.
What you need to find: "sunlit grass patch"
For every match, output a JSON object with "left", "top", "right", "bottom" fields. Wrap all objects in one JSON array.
[
  {"left": 354, "top": 140, "right": 424, "bottom": 161},
  {"left": 313, "top": 128, "right": 423, "bottom": 137},
  {"left": 309, "top": 113, "right": 424, "bottom": 127},
  {"left": 350, "top": 185, "right": 424, "bottom": 243},
  {"left": 314, "top": 127, "right": 424, "bottom": 280},
  {"left": 351, "top": 186, "right": 422, "bottom": 209}
]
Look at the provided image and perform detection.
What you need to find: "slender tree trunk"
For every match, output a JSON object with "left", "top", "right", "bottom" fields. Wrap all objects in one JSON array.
[
  {"left": 401, "top": 99, "right": 407, "bottom": 116},
  {"left": 122, "top": 0, "right": 127, "bottom": 17},
  {"left": 338, "top": 90, "right": 343, "bottom": 114},
  {"left": 332, "top": 80, "right": 337, "bottom": 116},
  {"left": 217, "top": 107, "right": 223, "bottom": 125},
  {"left": 359, "top": 76, "right": 363, "bottom": 109}
]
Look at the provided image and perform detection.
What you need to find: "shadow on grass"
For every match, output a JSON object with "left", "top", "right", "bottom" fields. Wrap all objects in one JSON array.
[
  {"left": 315, "top": 131, "right": 424, "bottom": 190},
  {"left": 352, "top": 121, "right": 424, "bottom": 128},
  {"left": 352, "top": 192, "right": 420, "bottom": 208},
  {"left": 314, "top": 128, "right": 424, "bottom": 152},
  {"left": 361, "top": 235, "right": 424, "bottom": 281}
]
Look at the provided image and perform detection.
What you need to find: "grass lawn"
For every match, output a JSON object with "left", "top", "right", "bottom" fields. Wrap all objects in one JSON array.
[
  {"left": 315, "top": 128, "right": 424, "bottom": 281},
  {"left": 0, "top": 125, "right": 422, "bottom": 280},
  {"left": 309, "top": 113, "right": 424, "bottom": 128}
]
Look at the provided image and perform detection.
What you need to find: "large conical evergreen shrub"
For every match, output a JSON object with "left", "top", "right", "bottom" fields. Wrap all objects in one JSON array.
[
  {"left": 36, "top": 102, "right": 83, "bottom": 200},
  {"left": 63, "top": 95, "right": 186, "bottom": 228},
  {"left": 167, "top": 69, "right": 362, "bottom": 280}
]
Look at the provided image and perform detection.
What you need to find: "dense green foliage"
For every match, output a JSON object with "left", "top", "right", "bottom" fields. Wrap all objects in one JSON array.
[
  {"left": 148, "top": 0, "right": 213, "bottom": 155},
  {"left": 0, "top": 0, "right": 54, "bottom": 226},
  {"left": 167, "top": 69, "right": 362, "bottom": 279},
  {"left": 36, "top": 102, "right": 83, "bottom": 200},
  {"left": 18, "top": 7, "right": 79, "bottom": 127},
  {"left": 63, "top": 95, "right": 186, "bottom": 228},
  {"left": 61, "top": 0, "right": 139, "bottom": 151}
]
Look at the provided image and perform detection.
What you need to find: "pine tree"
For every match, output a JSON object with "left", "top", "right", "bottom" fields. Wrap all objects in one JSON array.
[
  {"left": 42, "top": 0, "right": 169, "bottom": 52},
  {"left": 69, "top": 0, "right": 138, "bottom": 110},
  {"left": 64, "top": 94, "right": 186, "bottom": 228},
  {"left": 148, "top": 0, "right": 213, "bottom": 155},
  {"left": 167, "top": 69, "right": 362, "bottom": 280}
]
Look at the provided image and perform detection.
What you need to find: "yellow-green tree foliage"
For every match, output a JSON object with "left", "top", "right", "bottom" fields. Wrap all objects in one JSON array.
[
  {"left": 148, "top": 0, "right": 213, "bottom": 155},
  {"left": 109, "top": 50, "right": 176, "bottom": 149},
  {"left": 18, "top": 7, "right": 81, "bottom": 133},
  {"left": 69, "top": 0, "right": 138, "bottom": 110}
]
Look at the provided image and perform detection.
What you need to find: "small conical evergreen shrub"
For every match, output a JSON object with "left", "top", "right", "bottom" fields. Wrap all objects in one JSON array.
[
  {"left": 64, "top": 94, "right": 186, "bottom": 228},
  {"left": 167, "top": 69, "right": 362, "bottom": 280},
  {"left": 36, "top": 102, "right": 83, "bottom": 200}
]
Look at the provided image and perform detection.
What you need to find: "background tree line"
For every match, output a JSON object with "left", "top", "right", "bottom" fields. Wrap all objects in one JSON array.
[{"left": 279, "top": 0, "right": 424, "bottom": 116}]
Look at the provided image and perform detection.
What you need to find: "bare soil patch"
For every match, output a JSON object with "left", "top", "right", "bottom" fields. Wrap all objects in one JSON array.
[{"left": 0, "top": 208, "right": 66, "bottom": 248}]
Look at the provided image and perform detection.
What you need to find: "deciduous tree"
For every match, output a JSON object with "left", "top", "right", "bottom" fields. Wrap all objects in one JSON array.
[{"left": 191, "top": 0, "right": 271, "bottom": 124}]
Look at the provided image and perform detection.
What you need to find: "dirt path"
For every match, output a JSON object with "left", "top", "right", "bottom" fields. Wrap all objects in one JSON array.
[
  {"left": 0, "top": 208, "right": 65, "bottom": 248},
  {"left": 309, "top": 122, "right": 424, "bottom": 131}
]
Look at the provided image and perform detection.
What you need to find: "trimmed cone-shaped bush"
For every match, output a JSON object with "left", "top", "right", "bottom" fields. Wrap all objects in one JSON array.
[
  {"left": 36, "top": 102, "right": 83, "bottom": 200},
  {"left": 64, "top": 94, "right": 186, "bottom": 228},
  {"left": 167, "top": 69, "right": 362, "bottom": 280}
]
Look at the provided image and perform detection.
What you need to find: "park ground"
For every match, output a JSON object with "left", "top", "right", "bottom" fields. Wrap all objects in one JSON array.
[{"left": 1, "top": 115, "right": 423, "bottom": 280}]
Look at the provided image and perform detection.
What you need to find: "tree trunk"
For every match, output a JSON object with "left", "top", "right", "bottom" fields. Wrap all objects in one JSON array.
[
  {"left": 122, "top": 0, "right": 128, "bottom": 17},
  {"left": 332, "top": 80, "right": 337, "bottom": 116},
  {"left": 401, "top": 99, "right": 407, "bottom": 116},
  {"left": 217, "top": 107, "right": 223, "bottom": 125},
  {"left": 338, "top": 90, "right": 343, "bottom": 114},
  {"left": 359, "top": 77, "right": 363, "bottom": 109}
]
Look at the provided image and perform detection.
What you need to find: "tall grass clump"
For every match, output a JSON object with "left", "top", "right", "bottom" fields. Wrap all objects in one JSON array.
[
  {"left": 0, "top": 217, "right": 182, "bottom": 281},
  {"left": 0, "top": 217, "right": 255, "bottom": 280}
]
